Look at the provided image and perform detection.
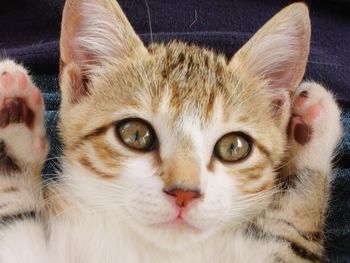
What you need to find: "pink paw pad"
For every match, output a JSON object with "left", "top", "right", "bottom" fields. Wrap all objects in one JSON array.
[
  {"left": 0, "top": 71, "right": 43, "bottom": 130},
  {"left": 289, "top": 91, "right": 324, "bottom": 145},
  {"left": 35, "top": 137, "right": 48, "bottom": 153},
  {"left": 0, "top": 72, "right": 13, "bottom": 88},
  {"left": 17, "top": 71, "right": 28, "bottom": 89},
  {"left": 289, "top": 116, "right": 311, "bottom": 145},
  {"left": 0, "top": 98, "right": 34, "bottom": 128},
  {"left": 306, "top": 105, "right": 322, "bottom": 121},
  {"left": 33, "top": 88, "right": 42, "bottom": 105}
]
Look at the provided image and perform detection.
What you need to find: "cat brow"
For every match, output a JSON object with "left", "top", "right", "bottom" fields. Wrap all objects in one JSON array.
[
  {"left": 67, "top": 124, "right": 112, "bottom": 152},
  {"left": 254, "top": 142, "right": 272, "bottom": 164}
]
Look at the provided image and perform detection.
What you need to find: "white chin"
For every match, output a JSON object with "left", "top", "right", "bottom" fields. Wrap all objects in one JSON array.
[{"left": 127, "top": 219, "right": 216, "bottom": 250}]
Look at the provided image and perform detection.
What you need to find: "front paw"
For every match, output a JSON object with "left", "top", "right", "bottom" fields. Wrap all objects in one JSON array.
[
  {"left": 0, "top": 60, "right": 48, "bottom": 171},
  {"left": 288, "top": 81, "right": 342, "bottom": 170}
]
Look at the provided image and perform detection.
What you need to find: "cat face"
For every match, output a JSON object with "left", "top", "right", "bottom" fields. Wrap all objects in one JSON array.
[{"left": 58, "top": 0, "right": 310, "bottom": 249}]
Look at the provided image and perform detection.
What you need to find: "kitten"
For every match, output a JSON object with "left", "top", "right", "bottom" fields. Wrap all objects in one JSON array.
[{"left": 0, "top": 0, "right": 342, "bottom": 262}]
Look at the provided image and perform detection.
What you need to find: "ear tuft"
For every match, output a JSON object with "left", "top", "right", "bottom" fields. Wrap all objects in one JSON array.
[{"left": 60, "top": 63, "right": 89, "bottom": 105}]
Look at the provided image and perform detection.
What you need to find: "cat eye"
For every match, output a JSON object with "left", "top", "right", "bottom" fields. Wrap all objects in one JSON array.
[
  {"left": 214, "top": 132, "right": 252, "bottom": 162},
  {"left": 116, "top": 118, "right": 157, "bottom": 151}
]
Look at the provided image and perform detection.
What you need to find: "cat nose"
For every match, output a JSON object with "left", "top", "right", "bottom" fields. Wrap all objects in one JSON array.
[{"left": 164, "top": 188, "right": 201, "bottom": 207}]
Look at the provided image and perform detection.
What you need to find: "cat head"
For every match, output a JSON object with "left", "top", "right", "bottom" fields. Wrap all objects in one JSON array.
[{"left": 58, "top": 0, "right": 310, "bottom": 249}]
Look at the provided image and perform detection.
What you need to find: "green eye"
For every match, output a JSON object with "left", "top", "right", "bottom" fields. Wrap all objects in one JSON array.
[
  {"left": 214, "top": 132, "right": 252, "bottom": 162},
  {"left": 116, "top": 118, "right": 157, "bottom": 151}
]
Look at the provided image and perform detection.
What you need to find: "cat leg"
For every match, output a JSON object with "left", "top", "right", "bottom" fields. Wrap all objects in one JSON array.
[
  {"left": 0, "top": 60, "right": 49, "bottom": 262},
  {"left": 288, "top": 81, "right": 342, "bottom": 171},
  {"left": 246, "top": 82, "right": 342, "bottom": 263}
]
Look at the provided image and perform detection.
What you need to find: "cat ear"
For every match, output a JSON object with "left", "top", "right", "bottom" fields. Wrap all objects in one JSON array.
[
  {"left": 229, "top": 3, "right": 310, "bottom": 93},
  {"left": 60, "top": 0, "right": 147, "bottom": 104}
]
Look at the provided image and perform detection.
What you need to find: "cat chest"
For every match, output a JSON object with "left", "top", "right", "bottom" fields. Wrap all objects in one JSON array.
[{"left": 48, "top": 219, "right": 280, "bottom": 263}]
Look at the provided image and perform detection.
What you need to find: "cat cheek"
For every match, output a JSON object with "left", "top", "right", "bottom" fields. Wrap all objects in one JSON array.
[
  {"left": 185, "top": 196, "right": 232, "bottom": 230},
  {"left": 185, "top": 178, "right": 233, "bottom": 229},
  {"left": 124, "top": 196, "right": 176, "bottom": 224},
  {"left": 121, "top": 179, "right": 177, "bottom": 224}
]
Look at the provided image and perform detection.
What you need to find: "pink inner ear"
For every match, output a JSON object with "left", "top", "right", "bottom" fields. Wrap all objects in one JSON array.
[
  {"left": 61, "top": 34, "right": 96, "bottom": 104},
  {"left": 60, "top": 0, "right": 85, "bottom": 66},
  {"left": 269, "top": 63, "right": 296, "bottom": 91},
  {"left": 61, "top": 36, "right": 92, "bottom": 67}
]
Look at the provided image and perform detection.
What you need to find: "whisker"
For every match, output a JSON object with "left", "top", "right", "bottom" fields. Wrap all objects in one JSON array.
[{"left": 144, "top": 0, "right": 153, "bottom": 44}]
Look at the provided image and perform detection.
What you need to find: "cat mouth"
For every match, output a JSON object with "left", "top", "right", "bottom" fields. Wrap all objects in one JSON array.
[
  {"left": 158, "top": 218, "right": 198, "bottom": 230},
  {"left": 176, "top": 207, "right": 184, "bottom": 220},
  {"left": 154, "top": 209, "right": 201, "bottom": 231}
]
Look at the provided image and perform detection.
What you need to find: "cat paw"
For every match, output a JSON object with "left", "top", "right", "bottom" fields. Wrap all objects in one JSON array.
[
  {"left": 288, "top": 82, "right": 342, "bottom": 170},
  {"left": 0, "top": 60, "right": 48, "bottom": 170}
]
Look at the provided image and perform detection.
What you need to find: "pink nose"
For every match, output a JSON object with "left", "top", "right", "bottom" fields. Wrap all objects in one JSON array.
[{"left": 164, "top": 188, "right": 201, "bottom": 207}]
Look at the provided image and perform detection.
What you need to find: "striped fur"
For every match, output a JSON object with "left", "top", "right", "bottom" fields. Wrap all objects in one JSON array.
[{"left": 0, "top": 1, "right": 342, "bottom": 262}]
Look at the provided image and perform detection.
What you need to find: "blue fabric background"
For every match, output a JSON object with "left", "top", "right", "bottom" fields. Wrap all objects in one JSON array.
[{"left": 1, "top": 0, "right": 349, "bottom": 261}]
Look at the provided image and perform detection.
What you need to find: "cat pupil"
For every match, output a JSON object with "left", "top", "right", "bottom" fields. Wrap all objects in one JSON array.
[
  {"left": 133, "top": 130, "right": 140, "bottom": 142},
  {"left": 228, "top": 142, "right": 238, "bottom": 156}
]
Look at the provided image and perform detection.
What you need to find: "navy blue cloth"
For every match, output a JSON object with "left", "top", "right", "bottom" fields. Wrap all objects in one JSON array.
[
  {"left": 1, "top": 0, "right": 349, "bottom": 106},
  {"left": 1, "top": 0, "right": 349, "bottom": 261}
]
